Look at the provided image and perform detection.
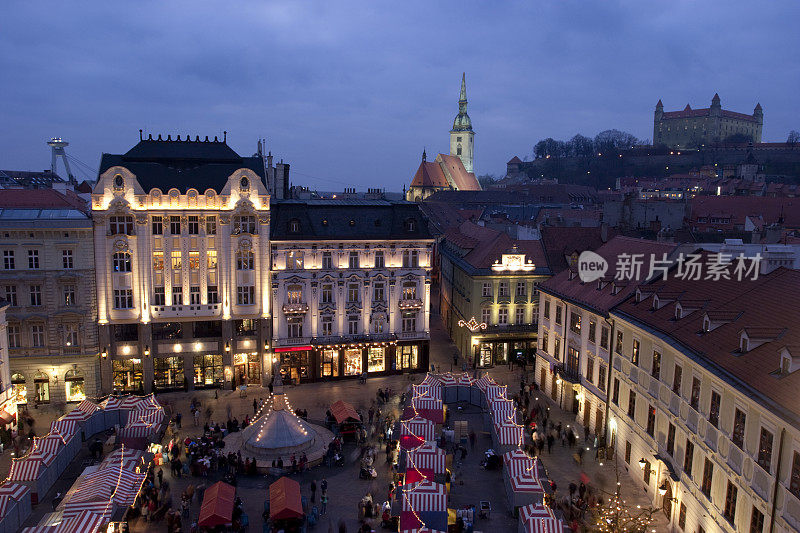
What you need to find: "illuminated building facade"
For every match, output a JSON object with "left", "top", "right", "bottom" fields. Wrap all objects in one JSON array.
[
  {"left": 92, "top": 134, "right": 271, "bottom": 393},
  {"left": 269, "top": 199, "right": 432, "bottom": 382},
  {"left": 0, "top": 189, "right": 99, "bottom": 405}
]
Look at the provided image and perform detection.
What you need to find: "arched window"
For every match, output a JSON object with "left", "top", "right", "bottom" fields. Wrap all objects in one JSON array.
[
  {"left": 33, "top": 371, "right": 49, "bottom": 404},
  {"left": 11, "top": 373, "right": 26, "bottom": 404},
  {"left": 65, "top": 369, "right": 86, "bottom": 402},
  {"left": 112, "top": 252, "right": 131, "bottom": 272},
  {"left": 113, "top": 174, "right": 124, "bottom": 191}
]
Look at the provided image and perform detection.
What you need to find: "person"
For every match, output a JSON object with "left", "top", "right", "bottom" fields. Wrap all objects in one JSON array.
[
  {"left": 157, "top": 467, "right": 164, "bottom": 487},
  {"left": 311, "top": 479, "right": 317, "bottom": 502},
  {"left": 176, "top": 412, "right": 182, "bottom": 429},
  {"left": 193, "top": 409, "right": 200, "bottom": 427},
  {"left": 253, "top": 398, "right": 258, "bottom": 414},
  {"left": 320, "top": 490, "right": 328, "bottom": 515},
  {"left": 321, "top": 478, "right": 328, "bottom": 493}
]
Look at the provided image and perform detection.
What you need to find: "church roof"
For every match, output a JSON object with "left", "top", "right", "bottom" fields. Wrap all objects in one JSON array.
[
  {"left": 438, "top": 154, "right": 481, "bottom": 191},
  {"left": 507, "top": 156, "right": 522, "bottom": 164},
  {"left": 451, "top": 73, "right": 473, "bottom": 132},
  {"left": 410, "top": 161, "right": 449, "bottom": 188}
]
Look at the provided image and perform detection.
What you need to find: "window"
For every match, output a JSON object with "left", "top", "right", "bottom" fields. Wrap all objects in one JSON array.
[
  {"left": 28, "top": 249, "right": 39, "bottom": 269},
  {"left": 62, "top": 249, "right": 73, "bottom": 269},
  {"left": 237, "top": 285, "right": 255, "bottom": 305},
  {"left": 627, "top": 390, "right": 636, "bottom": 419},
  {"left": 373, "top": 315, "right": 385, "bottom": 333},
  {"left": 188, "top": 216, "right": 199, "bottom": 234},
  {"left": 597, "top": 364, "right": 606, "bottom": 392},
  {"left": 288, "top": 219, "right": 300, "bottom": 233},
  {"left": 690, "top": 377, "right": 701, "bottom": 409},
  {"left": 152, "top": 215, "right": 163, "bottom": 235},
  {"left": 190, "top": 286, "right": 200, "bottom": 304},
  {"left": 479, "top": 282, "right": 495, "bottom": 300},
  {"left": 723, "top": 481, "right": 738, "bottom": 523},
  {"left": 153, "top": 251, "right": 164, "bottom": 271},
  {"left": 684, "top": 439, "right": 694, "bottom": 477},
  {"left": 615, "top": 331, "right": 623, "bottom": 353},
  {"left": 588, "top": 320, "right": 596, "bottom": 343},
  {"left": 651, "top": 350, "right": 661, "bottom": 380},
  {"left": 750, "top": 507, "right": 764, "bottom": 533},
  {"left": 570, "top": 312, "right": 581, "bottom": 333},
  {"left": 322, "top": 284, "right": 333, "bottom": 304},
  {"left": 612, "top": 378, "right": 620, "bottom": 405},
  {"left": 153, "top": 287, "right": 165, "bottom": 306},
  {"left": 515, "top": 307, "right": 525, "bottom": 324},
  {"left": 498, "top": 281, "right": 509, "bottom": 297},
  {"left": 498, "top": 308, "right": 508, "bottom": 324},
  {"left": 516, "top": 281, "right": 525, "bottom": 297},
  {"left": 63, "top": 285, "right": 76, "bottom": 306},
  {"left": 321, "top": 315, "right": 333, "bottom": 336},
  {"left": 373, "top": 282, "right": 385, "bottom": 302},
  {"left": 152, "top": 322, "right": 183, "bottom": 340},
  {"left": 646, "top": 404, "right": 656, "bottom": 436},
  {"left": 732, "top": 408, "right": 746, "bottom": 449},
  {"left": 170, "top": 216, "right": 181, "bottom": 235},
  {"left": 237, "top": 250, "right": 254, "bottom": 270},
  {"left": 643, "top": 459, "right": 651, "bottom": 485},
  {"left": 235, "top": 319, "right": 256, "bottom": 336},
  {"left": 189, "top": 251, "right": 200, "bottom": 270},
  {"left": 543, "top": 299, "right": 550, "bottom": 318},
  {"left": 402, "top": 250, "right": 419, "bottom": 268},
  {"left": 374, "top": 250, "right": 385, "bottom": 268},
  {"left": 701, "top": 458, "right": 713, "bottom": 498},
  {"left": 678, "top": 503, "right": 686, "bottom": 530},
  {"left": 287, "top": 251, "right": 303, "bottom": 270},
  {"left": 625, "top": 441, "right": 631, "bottom": 464},
  {"left": 790, "top": 452, "right": 800, "bottom": 498},
  {"left": 113, "top": 252, "right": 131, "bottom": 272},
  {"left": 64, "top": 324, "right": 79, "bottom": 347},
  {"left": 4, "top": 286, "right": 17, "bottom": 306},
  {"left": 29, "top": 285, "right": 42, "bottom": 306},
  {"left": 206, "top": 216, "right": 217, "bottom": 235},
  {"left": 757, "top": 428, "right": 773, "bottom": 471},
  {"left": 368, "top": 347, "right": 385, "bottom": 372},
  {"left": 554, "top": 337, "right": 561, "bottom": 360},
  {"left": 114, "top": 289, "right": 133, "bottom": 309},
  {"left": 207, "top": 250, "right": 217, "bottom": 269},
  {"left": 673, "top": 365, "right": 683, "bottom": 394},
  {"left": 3, "top": 250, "right": 15, "bottom": 269},
  {"left": 660, "top": 419, "right": 674, "bottom": 455},
  {"left": 207, "top": 285, "right": 219, "bottom": 304},
  {"left": 540, "top": 329, "right": 548, "bottom": 353},
  {"left": 600, "top": 326, "right": 609, "bottom": 349},
  {"left": 631, "top": 339, "right": 640, "bottom": 365},
  {"left": 288, "top": 316, "right": 303, "bottom": 338},
  {"left": 193, "top": 321, "right": 222, "bottom": 338},
  {"left": 402, "top": 282, "right": 416, "bottom": 300},
  {"left": 482, "top": 307, "right": 492, "bottom": 327},
  {"left": 348, "top": 252, "right": 359, "bottom": 269},
  {"left": 709, "top": 390, "right": 721, "bottom": 428},
  {"left": 171, "top": 250, "right": 181, "bottom": 270},
  {"left": 555, "top": 305, "right": 562, "bottom": 325},
  {"left": 30, "top": 325, "right": 45, "bottom": 347},
  {"left": 348, "top": 315, "right": 359, "bottom": 335},
  {"left": 287, "top": 285, "right": 302, "bottom": 304},
  {"left": 402, "top": 311, "right": 417, "bottom": 332},
  {"left": 171, "top": 286, "right": 183, "bottom": 305},
  {"left": 405, "top": 218, "right": 417, "bottom": 232},
  {"left": 347, "top": 283, "right": 359, "bottom": 303},
  {"left": 585, "top": 356, "right": 594, "bottom": 384},
  {"left": 322, "top": 251, "right": 333, "bottom": 269},
  {"left": 7, "top": 325, "right": 20, "bottom": 348},
  {"left": 110, "top": 216, "right": 134, "bottom": 235}
]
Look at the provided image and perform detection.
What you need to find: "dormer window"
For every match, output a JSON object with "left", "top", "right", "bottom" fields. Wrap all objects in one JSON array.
[
  {"left": 405, "top": 218, "right": 417, "bottom": 232},
  {"left": 740, "top": 333, "right": 748, "bottom": 353},
  {"left": 782, "top": 355, "right": 791, "bottom": 375},
  {"left": 289, "top": 219, "right": 301, "bottom": 234},
  {"left": 675, "top": 304, "right": 682, "bottom": 320},
  {"left": 703, "top": 317, "right": 710, "bottom": 332}
]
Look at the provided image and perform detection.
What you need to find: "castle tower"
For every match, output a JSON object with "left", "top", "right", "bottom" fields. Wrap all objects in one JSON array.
[
  {"left": 450, "top": 73, "right": 475, "bottom": 173},
  {"left": 653, "top": 100, "right": 664, "bottom": 145}
]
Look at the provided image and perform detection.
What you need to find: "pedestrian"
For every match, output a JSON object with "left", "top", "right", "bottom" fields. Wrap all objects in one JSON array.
[
  {"left": 321, "top": 478, "right": 328, "bottom": 493},
  {"left": 584, "top": 425, "right": 590, "bottom": 442},
  {"left": 579, "top": 481, "right": 587, "bottom": 500},
  {"left": 311, "top": 479, "right": 317, "bottom": 502},
  {"left": 193, "top": 409, "right": 200, "bottom": 426},
  {"left": 368, "top": 407, "right": 375, "bottom": 425},
  {"left": 157, "top": 467, "right": 164, "bottom": 487},
  {"left": 453, "top": 353, "right": 458, "bottom": 366},
  {"left": 320, "top": 490, "right": 328, "bottom": 515},
  {"left": 547, "top": 434, "right": 554, "bottom": 453},
  {"left": 175, "top": 412, "right": 182, "bottom": 429}
]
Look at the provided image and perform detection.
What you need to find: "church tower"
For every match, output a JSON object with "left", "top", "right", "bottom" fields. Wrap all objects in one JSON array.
[{"left": 450, "top": 73, "right": 475, "bottom": 174}]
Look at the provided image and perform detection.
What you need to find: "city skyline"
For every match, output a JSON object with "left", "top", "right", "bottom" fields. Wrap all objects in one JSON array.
[{"left": 0, "top": 1, "right": 798, "bottom": 190}]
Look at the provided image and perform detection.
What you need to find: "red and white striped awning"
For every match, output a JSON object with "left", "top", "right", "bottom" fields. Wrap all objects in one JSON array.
[
  {"left": 9, "top": 456, "right": 49, "bottom": 481},
  {"left": 49, "top": 420, "right": 78, "bottom": 439},
  {"left": 504, "top": 451, "right": 543, "bottom": 493},
  {"left": 61, "top": 501, "right": 113, "bottom": 519},
  {"left": 101, "top": 447, "right": 146, "bottom": 471},
  {"left": 413, "top": 383, "right": 442, "bottom": 402},
  {"left": 436, "top": 373, "right": 457, "bottom": 387},
  {"left": 406, "top": 442, "right": 446, "bottom": 473},
  {"left": 490, "top": 398, "right": 516, "bottom": 423},
  {"left": 485, "top": 384, "right": 507, "bottom": 401},
  {"left": 494, "top": 421, "right": 523, "bottom": 446},
  {"left": 128, "top": 407, "right": 164, "bottom": 426},
  {"left": 120, "top": 394, "right": 160, "bottom": 410},
  {"left": 31, "top": 435, "right": 64, "bottom": 456},
  {"left": 473, "top": 374, "right": 496, "bottom": 392},
  {"left": 75, "top": 400, "right": 99, "bottom": 414},
  {"left": 0, "top": 483, "right": 31, "bottom": 500},
  {"left": 22, "top": 509, "right": 113, "bottom": 533},
  {"left": 99, "top": 396, "right": 124, "bottom": 410},
  {"left": 412, "top": 395, "right": 443, "bottom": 412},
  {"left": 400, "top": 417, "right": 436, "bottom": 442},
  {"left": 60, "top": 410, "right": 90, "bottom": 423},
  {"left": 65, "top": 467, "right": 146, "bottom": 507},
  {"left": 400, "top": 479, "right": 447, "bottom": 512},
  {"left": 118, "top": 420, "right": 156, "bottom": 439},
  {"left": 456, "top": 373, "right": 474, "bottom": 386},
  {"left": 524, "top": 516, "right": 564, "bottom": 533},
  {"left": 519, "top": 503, "right": 555, "bottom": 521}
]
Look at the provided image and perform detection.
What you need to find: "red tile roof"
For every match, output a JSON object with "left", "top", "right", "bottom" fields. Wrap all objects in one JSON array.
[
  {"left": 614, "top": 267, "right": 800, "bottom": 422},
  {"left": 410, "top": 161, "right": 448, "bottom": 188},
  {"left": 690, "top": 196, "right": 800, "bottom": 229},
  {"left": 539, "top": 236, "right": 678, "bottom": 314},
  {"left": 444, "top": 220, "right": 546, "bottom": 271},
  {"left": 0, "top": 188, "right": 87, "bottom": 210},
  {"left": 540, "top": 227, "right": 615, "bottom": 273},
  {"left": 439, "top": 154, "right": 481, "bottom": 191}
]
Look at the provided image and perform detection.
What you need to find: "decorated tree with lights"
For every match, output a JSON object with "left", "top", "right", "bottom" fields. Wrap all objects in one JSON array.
[{"left": 590, "top": 454, "right": 660, "bottom": 533}]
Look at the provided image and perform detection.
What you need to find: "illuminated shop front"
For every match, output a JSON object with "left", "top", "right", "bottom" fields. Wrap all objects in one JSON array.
[
  {"left": 474, "top": 339, "right": 537, "bottom": 368},
  {"left": 11, "top": 373, "right": 26, "bottom": 405},
  {"left": 276, "top": 347, "right": 311, "bottom": 383},
  {"left": 193, "top": 354, "right": 223, "bottom": 388},
  {"left": 113, "top": 359, "right": 143, "bottom": 391},
  {"left": 233, "top": 352, "right": 262, "bottom": 385},
  {"left": 154, "top": 356, "right": 185, "bottom": 390},
  {"left": 396, "top": 344, "right": 419, "bottom": 370},
  {"left": 367, "top": 347, "right": 385, "bottom": 372},
  {"left": 344, "top": 348, "right": 362, "bottom": 376},
  {"left": 320, "top": 349, "right": 339, "bottom": 377},
  {"left": 64, "top": 369, "right": 86, "bottom": 402}
]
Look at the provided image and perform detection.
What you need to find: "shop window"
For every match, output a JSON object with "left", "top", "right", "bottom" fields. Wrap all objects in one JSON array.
[
  {"left": 193, "top": 321, "right": 222, "bottom": 338},
  {"left": 11, "top": 373, "right": 26, "bottom": 404},
  {"left": 113, "top": 359, "right": 143, "bottom": 392},
  {"left": 193, "top": 354, "right": 223, "bottom": 387},
  {"left": 368, "top": 347, "right": 385, "bottom": 372},
  {"left": 280, "top": 351, "right": 309, "bottom": 382},
  {"left": 397, "top": 345, "right": 418, "bottom": 370},
  {"left": 152, "top": 322, "right": 182, "bottom": 340},
  {"left": 344, "top": 348, "right": 363, "bottom": 376},
  {"left": 235, "top": 319, "right": 256, "bottom": 336},
  {"left": 155, "top": 356, "right": 185, "bottom": 389},
  {"left": 64, "top": 369, "right": 86, "bottom": 402},
  {"left": 33, "top": 372, "right": 50, "bottom": 403},
  {"left": 321, "top": 350, "right": 339, "bottom": 377}
]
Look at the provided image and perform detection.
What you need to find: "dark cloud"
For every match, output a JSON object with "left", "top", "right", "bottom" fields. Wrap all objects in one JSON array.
[{"left": 0, "top": 1, "right": 797, "bottom": 190}]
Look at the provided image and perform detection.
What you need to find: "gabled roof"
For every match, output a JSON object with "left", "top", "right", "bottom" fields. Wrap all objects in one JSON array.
[
  {"left": 507, "top": 156, "right": 522, "bottom": 164},
  {"left": 438, "top": 154, "right": 480, "bottom": 191},
  {"left": 443, "top": 220, "right": 548, "bottom": 274},
  {"left": 410, "top": 161, "right": 448, "bottom": 188},
  {"left": 690, "top": 196, "right": 800, "bottom": 228}
]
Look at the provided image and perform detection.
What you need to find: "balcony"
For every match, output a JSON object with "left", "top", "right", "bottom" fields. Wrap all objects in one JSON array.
[
  {"left": 399, "top": 331, "right": 428, "bottom": 340},
  {"left": 277, "top": 336, "right": 312, "bottom": 347},
  {"left": 483, "top": 323, "right": 538, "bottom": 335},
  {"left": 282, "top": 302, "right": 309, "bottom": 314},
  {"left": 398, "top": 298, "right": 423, "bottom": 309},
  {"left": 312, "top": 333, "right": 397, "bottom": 345},
  {"left": 554, "top": 363, "right": 581, "bottom": 384}
]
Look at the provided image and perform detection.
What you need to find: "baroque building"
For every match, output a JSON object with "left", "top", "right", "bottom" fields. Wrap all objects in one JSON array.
[
  {"left": 654, "top": 94, "right": 763, "bottom": 149},
  {"left": 0, "top": 188, "right": 99, "bottom": 406},
  {"left": 92, "top": 134, "right": 271, "bottom": 394},
  {"left": 269, "top": 199, "right": 433, "bottom": 382}
]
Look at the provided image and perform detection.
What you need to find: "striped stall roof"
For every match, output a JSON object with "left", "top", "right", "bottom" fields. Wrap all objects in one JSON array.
[
  {"left": 400, "top": 417, "right": 436, "bottom": 442},
  {"left": 120, "top": 394, "right": 160, "bottom": 410},
  {"left": 100, "top": 448, "right": 146, "bottom": 472},
  {"left": 49, "top": 420, "right": 78, "bottom": 438},
  {"left": 65, "top": 467, "right": 145, "bottom": 507},
  {"left": 456, "top": 373, "right": 474, "bottom": 386},
  {"left": 524, "top": 517, "right": 564, "bottom": 533},
  {"left": 436, "top": 373, "right": 457, "bottom": 387},
  {"left": 519, "top": 503, "right": 555, "bottom": 521},
  {"left": 0, "top": 483, "right": 31, "bottom": 500},
  {"left": 60, "top": 410, "right": 90, "bottom": 423},
  {"left": 473, "top": 374, "right": 495, "bottom": 391},
  {"left": 9, "top": 456, "right": 49, "bottom": 481},
  {"left": 128, "top": 408, "right": 164, "bottom": 426},
  {"left": 490, "top": 398, "right": 517, "bottom": 424},
  {"left": 75, "top": 400, "right": 100, "bottom": 414},
  {"left": 99, "top": 396, "right": 124, "bottom": 410},
  {"left": 400, "top": 479, "right": 447, "bottom": 513},
  {"left": 406, "top": 442, "right": 446, "bottom": 473},
  {"left": 0, "top": 495, "right": 16, "bottom": 518},
  {"left": 493, "top": 421, "right": 523, "bottom": 447},
  {"left": 31, "top": 435, "right": 64, "bottom": 456},
  {"left": 503, "top": 451, "right": 543, "bottom": 493},
  {"left": 118, "top": 420, "right": 158, "bottom": 440},
  {"left": 61, "top": 501, "right": 113, "bottom": 519},
  {"left": 485, "top": 384, "right": 508, "bottom": 401},
  {"left": 22, "top": 509, "right": 114, "bottom": 533}
]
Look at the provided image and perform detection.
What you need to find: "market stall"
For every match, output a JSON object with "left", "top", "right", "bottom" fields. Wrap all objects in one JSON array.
[
  {"left": 503, "top": 450, "right": 544, "bottom": 509},
  {"left": 399, "top": 417, "right": 436, "bottom": 449},
  {"left": 456, "top": 373, "right": 473, "bottom": 403},
  {"left": 329, "top": 400, "right": 362, "bottom": 440},
  {"left": 405, "top": 442, "right": 447, "bottom": 475},
  {"left": 198, "top": 481, "right": 236, "bottom": 529},
  {"left": 471, "top": 374, "right": 495, "bottom": 407},
  {"left": 74, "top": 399, "right": 104, "bottom": 438},
  {"left": 410, "top": 391, "right": 445, "bottom": 425},
  {"left": 268, "top": 476, "right": 303, "bottom": 531},
  {"left": 492, "top": 420, "right": 524, "bottom": 455},
  {"left": 8, "top": 453, "right": 56, "bottom": 505},
  {"left": 437, "top": 374, "right": 458, "bottom": 403},
  {"left": 517, "top": 503, "right": 562, "bottom": 533},
  {"left": 489, "top": 397, "right": 517, "bottom": 426},
  {"left": 47, "top": 422, "right": 81, "bottom": 466},
  {"left": 99, "top": 396, "right": 124, "bottom": 428},
  {"left": 0, "top": 483, "right": 31, "bottom": 533},
  {"left": 399, "top": 480, "right": 447, "bottom": 532}
]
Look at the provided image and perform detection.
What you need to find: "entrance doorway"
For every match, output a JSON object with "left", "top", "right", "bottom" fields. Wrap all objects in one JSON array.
[
  {"left": 595, "top": 407, "right": 604, "bottom": 436},
  {"left": 662, "top": 481, "right": 673, "bottom": 519},
  {"left": 571, "top": 389, "right": 580, "bottom": 415}
]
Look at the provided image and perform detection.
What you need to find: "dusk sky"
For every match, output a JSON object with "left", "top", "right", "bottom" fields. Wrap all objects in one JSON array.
[{"left": 1, "top": 1, "right": 798, "bottom": 192}]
